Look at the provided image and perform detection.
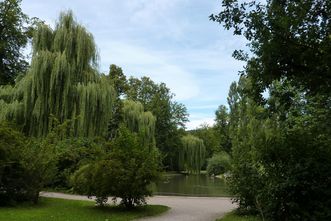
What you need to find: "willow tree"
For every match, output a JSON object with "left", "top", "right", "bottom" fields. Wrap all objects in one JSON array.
[
  {"left": 179, "top": 135, "right": 206, "bottom": 174},
  {"left": 0, "top": 78, "right": 26, "bottom": 124},
  {"left": 122, "top": 100, "right": 156, "bottom": 149},
  {"left": 0, "top": 11, "right": 115, "bottom": 137}
]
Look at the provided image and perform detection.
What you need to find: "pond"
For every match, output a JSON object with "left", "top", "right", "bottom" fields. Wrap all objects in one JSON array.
[{"left": 152, "top": 173, "right": 231, "bottom": 197}]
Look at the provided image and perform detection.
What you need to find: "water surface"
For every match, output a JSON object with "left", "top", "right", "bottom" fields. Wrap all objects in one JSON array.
[{"left": 153, "top": 173, "right": 230, "bottom": 197}]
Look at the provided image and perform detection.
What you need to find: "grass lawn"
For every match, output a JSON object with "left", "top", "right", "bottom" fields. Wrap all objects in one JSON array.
[
  {"left": 216, "top": 211, "right": 261, "bottom": 221},
  {"left": 0, "top": 197, "right": 169, "bottom": 221}
]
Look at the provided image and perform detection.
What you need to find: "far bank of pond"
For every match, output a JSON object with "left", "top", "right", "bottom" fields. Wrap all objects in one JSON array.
[{"left": 153, "top": 173, "right": 231, "bottom": 197}]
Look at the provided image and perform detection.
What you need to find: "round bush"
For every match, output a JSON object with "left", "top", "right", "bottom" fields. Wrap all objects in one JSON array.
[{"left": 207, "top": 152, "right": 231, "bottom": 176}]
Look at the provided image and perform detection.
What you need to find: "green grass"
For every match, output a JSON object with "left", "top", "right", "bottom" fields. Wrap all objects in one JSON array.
[
  {"left": 216, "top": 211, "right": 261, "bottom": 221},
  {"left": 0, "top": 197, "right": 169, "bottom": 221}
]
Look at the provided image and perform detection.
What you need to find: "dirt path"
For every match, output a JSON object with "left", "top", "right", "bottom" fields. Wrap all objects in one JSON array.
[{"left": 40, "top": 192, "right": 236, "bottom": 221}]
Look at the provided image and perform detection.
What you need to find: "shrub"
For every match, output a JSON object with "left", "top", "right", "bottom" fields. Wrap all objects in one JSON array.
[
  {"left": 206, "top": 152, "right": 231, "bottom": 176},
  {"left": 0, "top": 123, "right": 26, "bottom": 205},
  {"left": 0, "top": 123, "right": 56, "bottom": 205},
  {"left": 19, "top": 139, "right": 57, "bottom": 203},
  {"left": 72, "top": 126, "right": 160, "bottom": 208},
  {"left": 50, "top": 138, "right": 106, "bottom": 189},
  {"left": 229, "top": 99, "right": 331, "bottom": 221}
]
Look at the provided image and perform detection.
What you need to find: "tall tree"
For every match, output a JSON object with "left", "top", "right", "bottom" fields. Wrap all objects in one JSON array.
[
  {"left": 127, "top": 76, "right": 188, "bottom": 170},
  {"left": 122, "top": 100, "right": 156, "bottom": 149},
  {"left": 211, "top": 0, "right": 331, "bottom": 97},
  {"left": 190, "top": 123, "right": 220, "bottom": 159},
  {"left": 0, "top": 11, "right": 116, "bottom": 138},
  {"left": 212, "top": 1, "right": 331, "bottom": 220},
  {"left": 0, "top": 0, "right": 33, "bottom": 85},
  {"left": 214, "top": 105, "right": 231, "bottom": 153},
  {"left": 107, "top": 64, "right": 128, "bottom": 139},
  {"left": 179, "top": 134, "right": 206, "bottom": 174},
  {"left": 227, "top": 77, "right": 249, "bottom": 143}
]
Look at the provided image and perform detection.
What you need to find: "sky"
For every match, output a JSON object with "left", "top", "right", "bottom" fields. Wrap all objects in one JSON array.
[{"left": 21, "top": 0, "right": 246, "bottom": 130}]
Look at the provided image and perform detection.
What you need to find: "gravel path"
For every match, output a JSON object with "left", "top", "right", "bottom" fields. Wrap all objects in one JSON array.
[{"left": 40, "top": 192, "right": 236, "bottom": 221}]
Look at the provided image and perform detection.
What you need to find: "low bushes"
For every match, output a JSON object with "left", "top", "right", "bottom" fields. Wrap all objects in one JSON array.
[
  {"left": 72, "top": 126, "right": 161, "bottom": 208},
  {"left": 50, "top": 138, "right": 106, "bottom": 189}
]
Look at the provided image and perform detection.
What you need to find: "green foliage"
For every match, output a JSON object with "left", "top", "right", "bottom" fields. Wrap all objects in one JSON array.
[
  {"left": 127, "top": 76, "right": 188, "bottom": 170},
  {"left": 19, "top": 139, "right": 57, "bottom": 203},
  {"left": 227, "top": 82, "right": 331, "bottom": 220},
  {"left": 190, "top": 124, "right": 220, "bottom": 160},
  {"left": 0, "top": 123, "right": 56, "bottom": 205},
  {"left": 213, "top": 1, "right": 331, "bottom": 220},
  {"left": 0, "top": 122, "right": 26, "bottom": 205},
  {"left": 50, "top": 138, "right": 106, "bottom": 189},
  {"left": 72, "top": 126, "right": 161, "bottom": 208},
  {"left": 0, "top": 11, "right": 115, "bottom": 138},
  {"left": 108, "top": 64, "right": 128, "bottom": 96},
  {"left": 215, "top": 105, "right": 231, "bottom": 153},
  {"left": 122, "top": 100, "right": 156, "bottom": 149},
  {"left": 0, "top": 0, "right": 34, "bottom": 85},
  {"left": 211, "top": 0, "right": 331, "bottom": 96},
  {"left": 206, "top": 152, "right": 231, "bottom": 176},
  {"left": 216, "top": 211, "right": 261, "bottom": 221},
  {"left": 179, "top": 135, "right": 206, "bottom": 174},
  {"left": 107, "top": 64, "right": 128, "bottom": 140},
  {"left": 0, "top": 197, "right": 169, "bottom": 221}
]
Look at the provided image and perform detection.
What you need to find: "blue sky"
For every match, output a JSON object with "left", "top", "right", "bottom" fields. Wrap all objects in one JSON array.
[{"left": 22, "top": 0, "right": 246, "bottom": 129}]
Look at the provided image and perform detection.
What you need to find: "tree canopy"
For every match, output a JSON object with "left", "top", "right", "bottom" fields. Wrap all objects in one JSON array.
[
  {"left": 0, "top": 0, "right": 35, "bottom": 85},
  {"left": 179, "top": 134, "right": 206, "bottom": 174},
  {"left": 126, "top": 76, "right": 188, "bottom": 170},
  {"left": 0, "top": 11, "right": 116, "bottom": 137},
  {"left": 211, "top": 0, "right": 331, "bottom": 97},
  {"left": 212, "top": 1, "right": 331, "bottom": 220},
  {"left": 72, "top": 126, "right": 160, "bottom": 208}
]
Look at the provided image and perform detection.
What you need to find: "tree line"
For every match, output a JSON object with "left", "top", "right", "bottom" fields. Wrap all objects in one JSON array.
[
  {"left": 2, "top": 0, "right": 329, "bottom": 219},
  {"left": 0, "top": 1, "right": 206, "bottom": 208}
]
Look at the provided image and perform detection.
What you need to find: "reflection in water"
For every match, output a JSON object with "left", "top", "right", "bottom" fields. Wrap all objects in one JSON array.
[{"left": 152, "top": 173, "right": 230, "bottom": 197}]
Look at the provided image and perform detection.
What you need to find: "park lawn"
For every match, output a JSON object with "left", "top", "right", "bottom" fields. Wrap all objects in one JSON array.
[
  {"left": 216, "top": 211, "right": 261, "bottom": 221},
  {"left": 0, "top": 197, "right": 169, "bottom": 221}
]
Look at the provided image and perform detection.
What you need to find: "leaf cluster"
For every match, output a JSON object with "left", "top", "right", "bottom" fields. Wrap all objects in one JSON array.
[
  {"left": 211, "top": 0, "right": 331, "bottom": 96},
  {"left": 0, "top": 122, "right": 56, "bottom": 205},
  {"left": 72, "top": 126, "right": 161, "bottom": 208}
]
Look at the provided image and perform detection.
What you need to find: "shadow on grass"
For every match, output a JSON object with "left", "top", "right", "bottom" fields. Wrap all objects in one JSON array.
[{"left": 0, "top": 199, "right": 48, "bottom": 209}]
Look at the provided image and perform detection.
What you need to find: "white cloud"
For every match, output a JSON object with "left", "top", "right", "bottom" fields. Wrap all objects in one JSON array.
[
  {"left": 186, "top": 117, "right": 215, "bottom": 130},
  {"left": 189, "top": 104, "right": 219, "bottom": 110},
  {"left": 98, "top": 41, "right": 200, "bottom": 100},
  {"left": 186, "top": 112, "right": 217, "bottom": 130}
]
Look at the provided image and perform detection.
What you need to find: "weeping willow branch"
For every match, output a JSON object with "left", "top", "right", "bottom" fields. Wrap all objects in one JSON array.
[
  {"left": 0, "top": 11, "right": 115, "bottom": 138},
  {"left": 122, "top": 100, "right": 156, "bottom": 149},
  {"left": 179, "top": 135, "right": 206, "bottom": 174}
]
